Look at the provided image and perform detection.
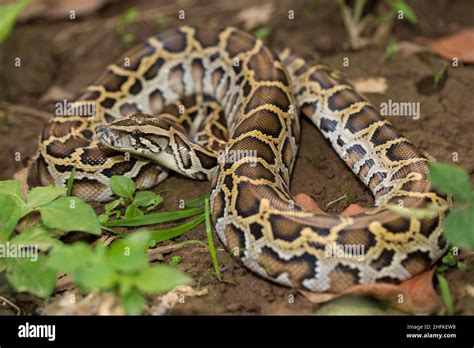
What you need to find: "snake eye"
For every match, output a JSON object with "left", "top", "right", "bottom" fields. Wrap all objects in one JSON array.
[{"left": 131, "top": 130, "right": 141, "bottom": 138}]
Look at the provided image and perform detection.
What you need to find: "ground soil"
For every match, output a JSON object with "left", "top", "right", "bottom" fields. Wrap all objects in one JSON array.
[{"left": 0, "top": 0, "right": 473, "bottom": 315}]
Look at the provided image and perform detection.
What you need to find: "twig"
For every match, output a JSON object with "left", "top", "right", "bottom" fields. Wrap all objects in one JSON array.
[
  {"left": 0, "top": 296, "right": 21, "bottom": 315},
  {"left": 0, "top": 102, "right": 51, "bottom": 121}
]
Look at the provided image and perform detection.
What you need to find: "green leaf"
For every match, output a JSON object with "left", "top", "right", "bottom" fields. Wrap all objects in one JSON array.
[
  {"left": 436, "top": 273, "right": 453, "bottom": 315},
  {"left": 443, "top": 205, "right": 474, "bottom": 250},
  {"left": 0, "top": 194, "right": 23, "bottom": 240},
  {"left": 110, "top": 176, "right": 136, "bottom": 199},
  {"left": 102, "top": 207, "right": 204, "bottom": 227},
  {"left": 66, "top": 167, "right": 77, "bottom": 196},
  {"left": 121, "top": 287, "right": 145, "bottom": 315},
  {"left": 10, "top": 226, "right": 62, "bottom": 251},
  {"left": 0, "top": 0, "right": 31, "bottom": 43},
  {"left": 390, "top": 0, "right": 417, "bottom": 23},
  {"left": 185, "top": 194, "right": 209, "bottom": 208},
  {"left": 73, "top": 263, "right": 117, "bottom": 292},
  {"left": 133, "top": 191, "right": 162, "bottom": 209},
  {"left": 170, "top": 255, "right": 183, "bottom": 267},
  {"left": 148, "top": 214, "right": 205, "bottom": 244},
  {"left": 253, "top": 26, "right": 270, "bottom": 40},
  {"left": 384, "top": 42, "right": 398, "bottom": 59},
  {"left": 134, "top": 265, "right": 190, "bottom": 294},
  {"left": 120, "top": 7, "right": 138, "bottom": 24},
  {"left": 0, "top": 180, "right": 28, "bottom": 211},
  {"left": 125, "top": 203, "right": 143, "bottom": 219},
  {"left": 107, "top": 232, "right": 150, "bottom": 273},
  {"left": 6, "top": 254, "right": 56, "bottom": 298},
  {"left": 429, "top": 162, "right": 473, "bottom": 202},
  {"left": 47, "top": 243, "right": 95, "bottom": 273},
  {"left": 27, "top": 186, "right": 66, "bottom": 208},
  {"left": 39, "top": 197, "right": 102, "bottom": 235}
]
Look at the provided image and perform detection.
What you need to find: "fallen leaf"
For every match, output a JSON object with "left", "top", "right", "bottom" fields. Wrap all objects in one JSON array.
[
  {"left": 426, "top": 28, "right": 474, "bottom": 64},
  {"left": 39, "top": 85, "right": 75, "bottom": 104},
  {"left": 19, "top": 0, "right": 109, "bottom": 21},
  {"left": 313, "top": 295, "right": 406, "bottom": 315},
  {"left": 236, "top": 3, "right": 273, "bottom": 31},
  {"left": 352, "top": 77, "right": 388, "bottom": 94},
  {"left": 301, "top": 269, "right": 441, "bottom": 315}
]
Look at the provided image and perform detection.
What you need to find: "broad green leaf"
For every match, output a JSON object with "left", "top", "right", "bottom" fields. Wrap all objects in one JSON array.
[
  {"left": 39, "top": 197, "right": 102, "bottom": 235},
  {"left": 0, "top": 0, "right": 30, "bottom": 43},
  {"left": 10, "top": 226, "right": 61, "bottom": 251},
  {"left": 27, "top": 186, "right": 66, "bottom": 208},
  {"left": 102, "top": 207, "right": 204, "bottom": 227},
  {"left": 390, "top": 0, "right": 417, "bottom": 23},
  {"left": 0, "top": 180, "right": 28, "bottom": 212},
  {"left": 133, "top": 191, "right": 162, "bottom": 208},
  {"left": 73, "top": 263, "right": 117, "bottom": 292},
  {"left": 443, "top": 205, "right": 474, "bottom": 250},
  {"left": 110, "top": 176, "right": 135, "bottom": 199},
  {"left": 429, "top": 162, "right": 473, "bottom": 202},
  {"left": 6, "top": 254, "right": 56, "bottom": 298},
  {"left": 125, "top": 203, "right": 143, "bottom": 219},
  {"left": 107, "top": 232, "right": 150, "bottom": 273},
  {"left": 47, "top": 243, "right": 95, "bottom": 273},
  {"left": 0, "top": 194, "right": 23, "bottom": 240},
  {"left": 121, "top": 287, "right": 145, "bottom": 315},
  {"left": 134, "top": 265, "right": 190, "bottom": 294}
]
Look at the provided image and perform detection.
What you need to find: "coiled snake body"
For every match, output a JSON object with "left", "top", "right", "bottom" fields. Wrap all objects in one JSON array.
[{"left": 30, "top": 26, "right": 448, "bottom": 293}]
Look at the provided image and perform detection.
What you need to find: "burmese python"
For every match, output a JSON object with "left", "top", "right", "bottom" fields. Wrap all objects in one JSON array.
[{"left": 30, "top": 26, "right": 448, "bottom": 293}]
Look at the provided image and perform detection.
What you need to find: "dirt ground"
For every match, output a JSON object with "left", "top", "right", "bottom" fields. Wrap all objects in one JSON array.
[{"left": 0, "top": 0, "right": 473, "bottom": 315}]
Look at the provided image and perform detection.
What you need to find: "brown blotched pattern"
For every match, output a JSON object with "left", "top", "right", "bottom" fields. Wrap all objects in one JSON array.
[{"left": 32, "top": 27, "right": 448, "bottom": 293}]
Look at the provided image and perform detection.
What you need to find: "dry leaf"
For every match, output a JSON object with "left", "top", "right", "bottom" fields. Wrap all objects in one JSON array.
[
  {"left": 301, "top": 265, "right": 441, "bottom": 315},
  {"left": 18, "top": 0, "right": 109, "bottom": 21},
  {"left": 297, "top": 194, "right": 441, "bottom": 314},
  {"left": 236, "top": 3, "right": 273, "bottom": 30},
  {"left": 39, "top": 85, "right": 75, "bottom": 104},
  {"left": 353, "top": 77, "right": 388, "bottom": 94},
  {"left": 427, "top": 28, "right": 474, "bottom": 64}
]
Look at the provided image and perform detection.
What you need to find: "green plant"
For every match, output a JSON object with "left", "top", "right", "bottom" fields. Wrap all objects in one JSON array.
[
  {"left": 337, "top": 0, "right": 417, "bottom": 49},
  {"left": 0, "top": 175, "right": 220, "bottom": 314},
  {"left": 0, "top": 0, "right": 30, "bottom": 43},
  {"left": 116, "top": 7, "right": 138, "bottom": 44},
  {"left": 253, "top": 26, "right": 270, "bottom": 40}
]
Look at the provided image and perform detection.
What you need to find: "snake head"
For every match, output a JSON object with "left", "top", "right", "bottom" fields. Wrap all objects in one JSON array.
[{"left": 96, "top": 114, "right": 170, "bottom": 157}]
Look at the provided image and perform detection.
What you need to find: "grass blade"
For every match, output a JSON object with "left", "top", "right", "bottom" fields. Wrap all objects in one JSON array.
[
  {"left": 148, "top": 214, "right": 206, "bottom": 244},
  {"left": 102, "top": 207, "right": 204, "bottom": 227},
  {"left": 66, "top": 167, "right": 77, "bottom": 196},
  {"left": 185, "top": 194, "right": 209, "bottom": 208},
  {"left": 205, "top": 198, "right": 221, "bottom": 281},
  {"left": 437, "top": 273, "right": 454, "bottom": 315}
]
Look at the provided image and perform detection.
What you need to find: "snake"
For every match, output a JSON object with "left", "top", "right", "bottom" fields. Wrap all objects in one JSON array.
[{"left": 29, "top": 26, "right": 448, "bottom": 293}]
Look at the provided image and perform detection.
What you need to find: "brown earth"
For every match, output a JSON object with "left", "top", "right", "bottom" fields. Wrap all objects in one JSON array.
[{"left": 0, "top": 0, "right": 473, "bottom": 315}]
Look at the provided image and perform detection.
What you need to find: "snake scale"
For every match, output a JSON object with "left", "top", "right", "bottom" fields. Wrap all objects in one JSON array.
[{"left": 30, "top": 26, "right": 448, "bottom": 293}]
